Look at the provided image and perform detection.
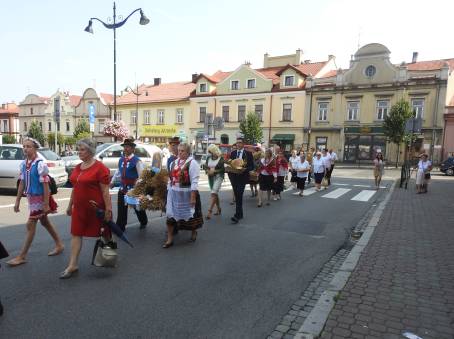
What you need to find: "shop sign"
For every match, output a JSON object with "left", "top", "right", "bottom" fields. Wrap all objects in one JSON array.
[
  {"left": 344, "top": 126, "right": 384, "bottom": 134},
  {"left": 141, "top": 125, "right": 177, "bottom": 137}
]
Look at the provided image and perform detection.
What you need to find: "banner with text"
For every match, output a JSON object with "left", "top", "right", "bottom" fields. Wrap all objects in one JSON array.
[{"left": 141, "top": 125, "right": 177, "bottom": 137}]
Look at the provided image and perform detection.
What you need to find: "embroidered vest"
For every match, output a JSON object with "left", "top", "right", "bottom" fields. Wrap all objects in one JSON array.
[
  {"left": 170, "top": 159, "right": 192, "bottom": 188},
  {"left": 118, "top": 155, "right": 140, "bottom": 191},
  {"left": 22, "top": 159, "right": 44, "bottom": 196}
]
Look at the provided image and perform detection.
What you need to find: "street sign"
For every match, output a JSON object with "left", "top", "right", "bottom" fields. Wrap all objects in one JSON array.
[{"left": 213, "top": 117, "right": 225, "bottom": 130}]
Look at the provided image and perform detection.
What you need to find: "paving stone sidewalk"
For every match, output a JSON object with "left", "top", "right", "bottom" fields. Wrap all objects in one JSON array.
[{"left": 320, "top": 179, "right": 454, "bottom": 339}]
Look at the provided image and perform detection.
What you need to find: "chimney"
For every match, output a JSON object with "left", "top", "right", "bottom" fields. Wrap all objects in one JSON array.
[
  {"left": 412, "top": 52, "right": 418, "bottom": 63},
  {"left": 154, "top": 78, "right": 161, "bottom": 86},
  {"left": 192, "top": 73, "right": 199, "bottom": 83},
  {"left": 295, "top": 48, "right": 303, "bottom": 64}
]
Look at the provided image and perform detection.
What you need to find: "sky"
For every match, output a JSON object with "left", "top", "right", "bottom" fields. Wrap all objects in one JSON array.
[{"left": 1, "top": 0, "right": 454, "bottom": 104}]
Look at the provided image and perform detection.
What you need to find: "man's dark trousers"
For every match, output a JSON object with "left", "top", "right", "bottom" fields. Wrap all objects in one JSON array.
[
  {"left": 230, "top": 174, "right": 247, "bottom": 219},
  {"left": 117, "top": 190, "right": 148, "bottom": 231}
]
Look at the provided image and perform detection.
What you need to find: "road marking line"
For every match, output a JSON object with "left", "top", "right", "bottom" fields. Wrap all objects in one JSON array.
[
  {"left": 351, "top": 190, "right": 376, "bottom": 202},
  {"left": 332, "top": 183, "right": 349, "bottom": 186},
  {"left": 353, "top": 184, "right": 371, "bottom": 188},
  {"left": 322, "top": 188, "right": 351, "bottom": 199},
  {"left": 302, "top": 187, "right": 317, "bottom": 196}
]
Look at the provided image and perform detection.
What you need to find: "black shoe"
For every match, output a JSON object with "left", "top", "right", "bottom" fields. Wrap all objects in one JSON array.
[
  {"left": 0, "top": 298, "right": 3, "bottom": 316},
  {"left": 230, "top": 216, "right": 239, "bottom": 224},
  {"left": 173, "top": 227, "right": 179, "bottom": 235},
  {"left": 139, "top": 223, "right": 147, "bottom": 230}
]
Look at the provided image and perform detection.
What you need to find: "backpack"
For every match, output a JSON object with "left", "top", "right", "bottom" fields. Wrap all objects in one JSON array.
[{"left": 36, "top": 159, "right": 58, "bottom": 195}]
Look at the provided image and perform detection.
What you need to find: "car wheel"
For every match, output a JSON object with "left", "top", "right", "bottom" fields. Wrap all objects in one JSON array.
[{"left": 447, "top": 168, "right": 454, "bottom": 176}]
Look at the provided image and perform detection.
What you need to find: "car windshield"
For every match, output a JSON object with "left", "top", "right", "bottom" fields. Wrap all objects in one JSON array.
[
  {"left": 39, "top": 149, "right": 60, "bottom": 160},
  {"left": 96, "top": 143, "right": 112, "bottom": 154}
]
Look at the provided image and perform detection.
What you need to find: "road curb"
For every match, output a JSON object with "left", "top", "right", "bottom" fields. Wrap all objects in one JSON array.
[{"left": 294, "top": 180, "right": 397, "bottom": 338}]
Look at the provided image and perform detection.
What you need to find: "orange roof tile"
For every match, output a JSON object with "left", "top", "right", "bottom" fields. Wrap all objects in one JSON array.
[
  {"left": 319, "top": 69, "right": 338, "bottom": 78},
  {"left": 0, "top": 103, "right": 19, "bottom": 114},
  {"left": 295, "top": 61, "right": 328, "bottom": 77},
  {"left": 404, "top": 58, "right": 454, "bottom": 71},
  {"left": 69, "top": 95, "right": 81, "bottom": 107},
  {"left": 100, "top": 93, "right": 114, "bottom": 105},
  {"left": 117, "top": 81, "right": 196, "bottom": 104}
]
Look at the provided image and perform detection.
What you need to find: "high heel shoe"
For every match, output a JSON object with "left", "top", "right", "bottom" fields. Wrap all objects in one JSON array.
[
  {"left": 59, "top": 268, "right": 79, "bottom": 279},
  {"left": 162, "top": 242, "right": 174, "bottom": 249},
  {"left": 206, "top": 209, "right": 212, "bottom": 220},
  {"left": 214, "top": 208, "right": 221, "bottom": 215}
]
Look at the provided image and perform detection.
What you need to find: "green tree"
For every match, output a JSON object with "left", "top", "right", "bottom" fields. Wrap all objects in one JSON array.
[
  {"left": 1, "top": 134, "right": 17, "bottom": 144},
  {"left": 239, "top": 111, "right": 263, "bottom": 144},
  {"left": 47, "top": 133, "right": 65, "bottom": 151},
  {"left": 27, "top": 120, "right": 46, "bottom": 146},
  {"left": 383, "top": 99, "right": 414, "bottom": 167},
  {"left": 73, "top": 119, "right": 90, "bottom": 139},
  {"left": 64, "top": 136, "right": 77, "bottom": 147}
]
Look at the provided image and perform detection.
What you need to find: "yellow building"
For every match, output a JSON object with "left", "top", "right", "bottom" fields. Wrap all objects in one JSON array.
[
  {"left": 305, "top": 43, "right": 454, "bottom": 164},
  {"left": 189, "top": 50, "right": 337, "bottom": 153},
  {"left": 116, "top": 79, "right": 196, "bottom": 145}
]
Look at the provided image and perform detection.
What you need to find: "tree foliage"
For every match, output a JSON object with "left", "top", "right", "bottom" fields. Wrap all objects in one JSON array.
[
  {"left": 73, "top": 119, "right": 90, "bottom": 139},
  {"left": 1, "top": 134, "right": 17, "bottom": 144},
  {"left": 47, "top": 133, "right": 65, "bottom": 150},
  {"left": 27, "top": 120, "right": 46, "bottom": 146},
  {"left": 239, "top": 112, "right": 263, "bottom": 144},
  {"left": 64, "top": 136, "right": 77, "bottom": 146},
  {"left": 383, "top": 99, "right": 414, "bottom": 144}
]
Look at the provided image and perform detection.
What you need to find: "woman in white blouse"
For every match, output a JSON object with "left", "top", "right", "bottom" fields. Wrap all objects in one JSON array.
[
  {"left": 295, "top": 153, "right": 311, "bottom": 196},
  {"left": 415, "top": 153, "right": 432, "bottom": 194},
  {"left": 288, "top": 150, "right": 299, "bottom": 190},
  {"left": 204, "top": 144, "right": 224, "bottom": 219},
  {"left": 257, "top": 149, "right": 277, "bottom": 207},
  {"left": 312, "top": 152, "right": 327, "bottom": 191}
]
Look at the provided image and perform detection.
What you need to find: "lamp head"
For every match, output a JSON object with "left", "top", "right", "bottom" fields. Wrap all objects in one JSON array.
[
  {"left": 139, "top": 10, "right": 150, "bottom": 25},
  {"left": 84, "top": 20, "right": 93, "bottom": 34}
]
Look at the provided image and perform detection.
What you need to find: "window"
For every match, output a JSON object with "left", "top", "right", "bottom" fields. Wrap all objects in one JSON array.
[
  {"left": 347, "top": 101, "right": 360, "bottom": 120},
  {"left": 255, "top": 104, "right": 263, "bottom": 122},
  {"left": 39, "top": 122, "right": 43, "bottom": 130},
  {"left": 130, "top": 110, "right": 137, "bottom": 124},
  {"left": 376, "top": 100, "right": 389, "bottom": 120},
  {"left": 24, "top": 122, "right": 28, "bottom": 131},
  {"left": 318, "top": 102, "right": 328, "bottom": 121},
  {"left": 66, "top": 121, "right": 70, "bottom": 132},
  {"left": 98, "top": 119, "right": 105, "bottom": 133},
  {"left": 30, "top": 108, "right": 33, "bottom": 115},
  {"left": 282, "top": 103, "right": 292, "bottom": 121},
  {"left": 56, "top": 121, "right": 60, "bottom": 132},
  {"left": 0, "top": 146, "right": 23, "bottom": 160},
  {"left": 1, "top": 120, "right": 8, "bottom": 132},
  {"left": 365, "top": 65, "right": 376, "bottom": 77},
  {"left": 199, "top": 107, "right": 207, "bottom": 123},
  {"left": 220, "top": 134, "right": 229, "bottom": 144},
  {"left": 48, "top": 121, "right": 52, "bottom": 131},
  {"left": 144, "top": 111, "right": 150, "bottom": 125},
  {"left": 247, "top": 79, "right": 256, "bottom": 89},
  {"left": 238, "top": 105, "right": 246, "bottom": 122},
  {"left": 116, "top": 112, "right": 122, "bottom": 121},
  {"left": 222, "top": 106, "right": 230, "bottom": 122},
  {"left": 316, "top": 137, "right": 328, "bottom": 151},
  {"left": 284, "top": 75, "right": 295, "bottom": 86},
  {"left": 157, "top": 110, "right": 165, "bottom": 124},
  {"left": 199, "top": 83, "right": 207, "bottom": 93},
  {"left": 135, "top": 147, "right": 149, "bottom": 158},
  {"left": 102, "top": 144, "right": 123, "bottom": 158},
  {"left": 231, "top": 80, "right": 239, "bottom": 90},
  {"left": 176, "top": 108, "right": 184, "bottom": 124},
  {"left": 412, "top": 99, "right": 425, "bottom": 119}
]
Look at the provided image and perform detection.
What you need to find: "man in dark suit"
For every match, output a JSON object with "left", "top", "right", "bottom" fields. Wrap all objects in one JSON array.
[{"left": 229, "top": 137, "right": 254, "bottom": 224}]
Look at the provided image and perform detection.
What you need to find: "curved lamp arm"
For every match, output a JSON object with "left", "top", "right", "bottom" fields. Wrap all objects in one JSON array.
[{"left": 85, "top": 8, "right": 149, "bottom": 32}]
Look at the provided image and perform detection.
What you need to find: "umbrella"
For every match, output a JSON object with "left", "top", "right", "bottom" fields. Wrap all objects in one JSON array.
[{"left": 90, "top": 201, "right": 134, "bottom": 248}]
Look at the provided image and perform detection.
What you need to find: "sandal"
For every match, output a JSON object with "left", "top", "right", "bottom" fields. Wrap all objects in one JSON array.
[
  {"left": 189, "top": 231, "right": 197, "bottom": 243},
  {"left": 48, "top": 246, "right": 65, "bottom": 256},
  {"left": 214, "top": 208, "right": 221, "bottom": 215},
  {"left": 7, "top": 257, "right": 27, "bottom": 267},
  {"left": 206, "top": 209, "right": 212, "bottom": 220}
]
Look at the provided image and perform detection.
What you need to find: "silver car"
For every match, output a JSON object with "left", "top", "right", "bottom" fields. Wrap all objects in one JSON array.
[
  {"left": 0, "top": 144, "right": 68, "bottom": 190},
  {"left": 65, "top": 143, "right": 162, "bottom": 178}
]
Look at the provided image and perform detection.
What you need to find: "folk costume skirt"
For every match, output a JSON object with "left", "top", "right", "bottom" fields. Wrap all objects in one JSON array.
[
  {"left": 166, "top": 187, "right": 203, "bottom": 231},
  {"left": 259, "top": 174, "right": 274, "bottom": 191}
]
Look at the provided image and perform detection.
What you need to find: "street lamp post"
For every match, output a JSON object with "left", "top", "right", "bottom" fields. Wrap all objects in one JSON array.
[
  {"left": 124, "top": 84, "right": 141, "bottom": 140},
  {"left": 84, "top": 2, "right": 149, "bottom": 122}
]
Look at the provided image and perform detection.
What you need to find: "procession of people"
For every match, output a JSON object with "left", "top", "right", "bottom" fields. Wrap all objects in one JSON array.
[{"left": 1, "top": 133, "right": 432, "bottom": 287}]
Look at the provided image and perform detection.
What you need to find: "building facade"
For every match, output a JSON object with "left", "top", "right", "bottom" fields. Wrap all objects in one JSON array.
[
  {"left": 0, "top": 102, "right": 20, "bottom": 142},
  {"left": 305, "top": 43, "right": 454, "bottom": 164},
  {"left": 189, "top": 50, "right": 337, "bottom": 153},
  {"left": 73, "top": 88, "right": 113, "bottom": 144},
  {"left": 443, "top": 96, "right": 454, "bottom": 160},
  {"left": 116, "top": 80, "right": 196, "bottom": 146}
]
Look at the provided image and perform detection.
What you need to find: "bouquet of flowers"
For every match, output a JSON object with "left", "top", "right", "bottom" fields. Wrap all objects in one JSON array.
[{"left": 103, "top": 120, "right": 129, "bottom": 140}]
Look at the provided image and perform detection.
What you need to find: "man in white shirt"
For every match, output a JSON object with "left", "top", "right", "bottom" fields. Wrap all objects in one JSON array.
[{"left": 328, "top": 148, "right": 337, "bottom": 185}]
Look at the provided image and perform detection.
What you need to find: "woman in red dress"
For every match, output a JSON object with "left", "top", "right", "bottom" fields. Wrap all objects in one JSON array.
[{"left": 60, "top": 138, "right": 112, "bottom": 279}]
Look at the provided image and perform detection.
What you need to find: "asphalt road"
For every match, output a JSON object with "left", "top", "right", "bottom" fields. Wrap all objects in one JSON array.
[{"left": 0, "top": 174, "right": 392, "bottom": 338}]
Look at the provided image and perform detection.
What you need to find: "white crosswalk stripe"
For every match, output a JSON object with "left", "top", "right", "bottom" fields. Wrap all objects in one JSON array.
[
  {"left": 351, "top": 190, "right": 376, "bottom": 202},
  {"left": 301, "top": 187, "right": 317, "bottom": 196},
  {"left": 321, "top": 188, "right": 351, "bottom": 199}
]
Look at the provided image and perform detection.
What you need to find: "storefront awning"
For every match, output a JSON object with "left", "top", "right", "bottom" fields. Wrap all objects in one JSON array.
[{"left": 271, "top": 134, "right": 295, "bottom": 141}]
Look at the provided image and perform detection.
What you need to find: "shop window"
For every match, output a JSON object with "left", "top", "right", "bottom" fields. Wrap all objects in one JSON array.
[{"left": 316, "top": 137, "right": 328, "bottom": 151}]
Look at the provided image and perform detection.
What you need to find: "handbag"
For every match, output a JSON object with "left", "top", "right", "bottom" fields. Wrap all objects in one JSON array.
[
  {"left": 424, "top": 172, "right": 431, "bottom": 180},
  {"left": 0, "top": 241, "right": 9, "bottom": 260},
  {"left": 92, "top": 237, "right": 118, "bottom": 268},
  {"left": 321, "top": 176, "right": 329, "bottom": 187}
]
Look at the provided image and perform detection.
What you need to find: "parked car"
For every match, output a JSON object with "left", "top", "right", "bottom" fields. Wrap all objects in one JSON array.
[
  {"left": 0, "top": 144, "right": 68, "bottom": 190},
  {"left": 64, "top": 143, "right": 162, "bottom": 178},
  {"left": 440, "top": 156, "right": 454, "bottom": 176}
]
